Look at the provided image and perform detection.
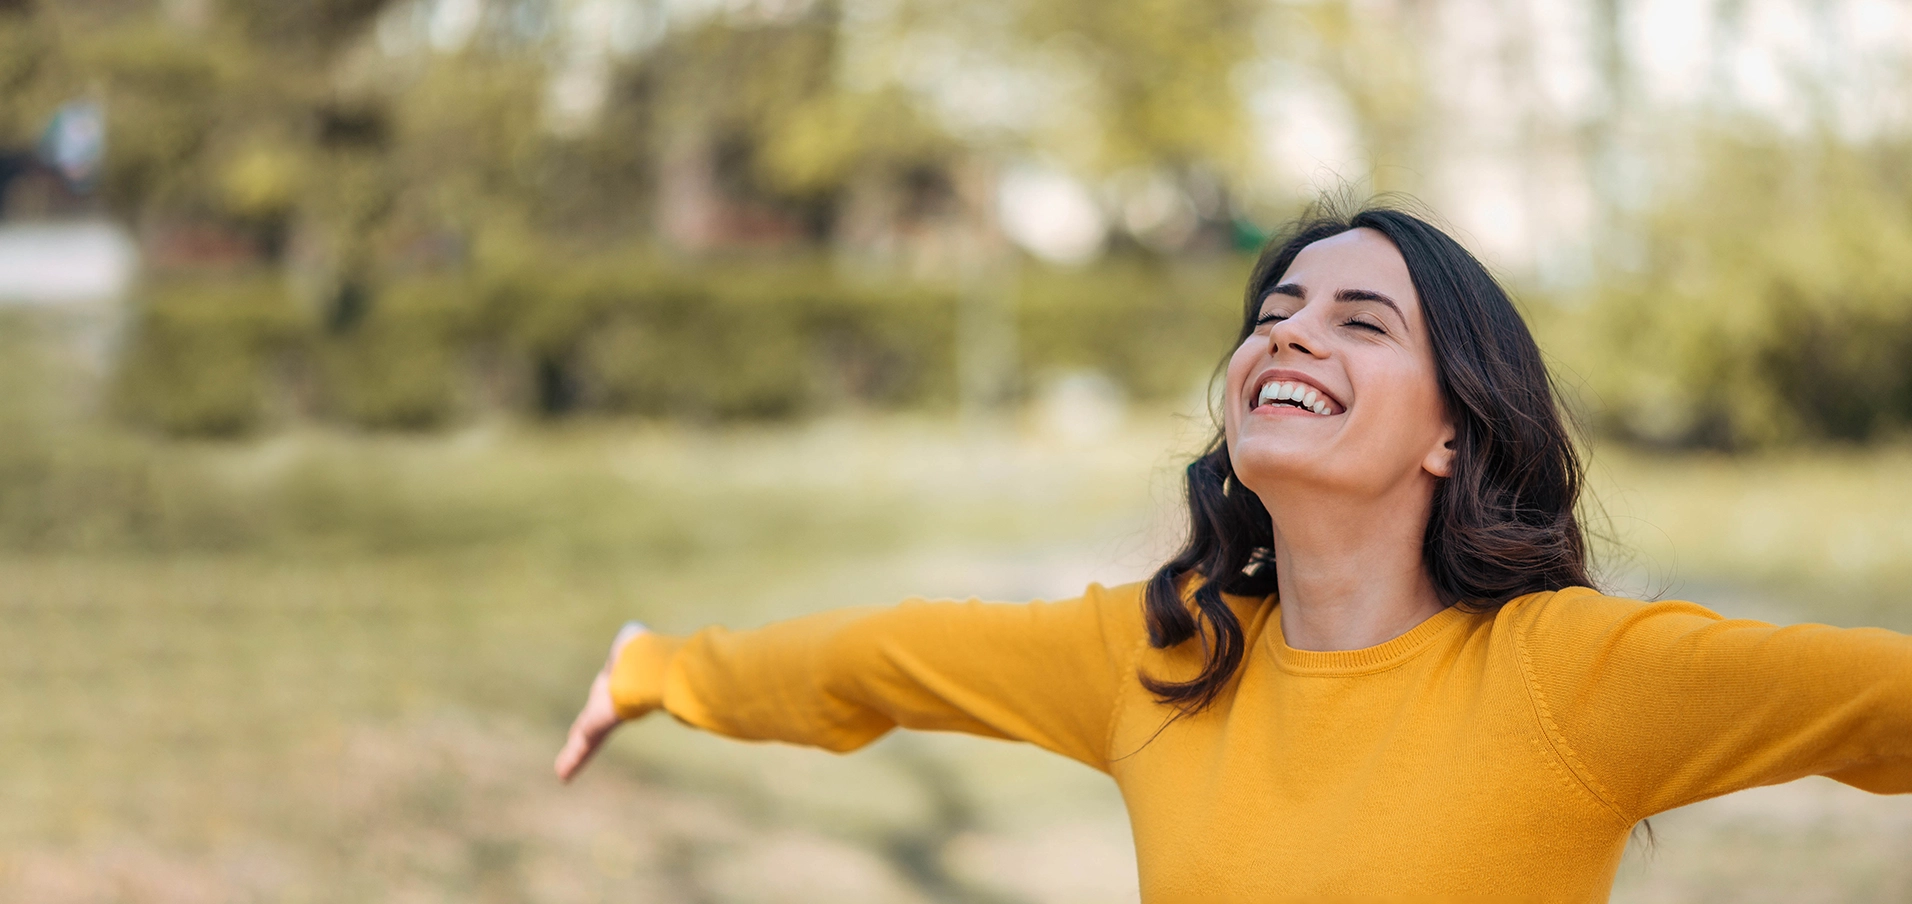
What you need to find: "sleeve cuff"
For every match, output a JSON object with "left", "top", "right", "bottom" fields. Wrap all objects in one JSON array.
[{"left": 609, "top": 631, "right": 689, "bottom": 720}]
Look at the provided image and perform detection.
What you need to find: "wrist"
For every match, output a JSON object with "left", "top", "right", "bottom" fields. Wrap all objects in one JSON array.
[
  {"left": 607, "top": 626, "right": 686, "bottom": 721},
  {"left": 608, "top": 620, "right": 649, "bottom": 668}
]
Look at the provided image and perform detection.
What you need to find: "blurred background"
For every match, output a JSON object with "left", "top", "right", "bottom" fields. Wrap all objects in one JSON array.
[{"left": 4, "top": 0, "right": 1912, "bottom": 900}]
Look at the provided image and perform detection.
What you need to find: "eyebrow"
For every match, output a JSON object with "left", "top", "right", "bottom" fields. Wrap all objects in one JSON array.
[{"left": 1269, "top": 282, "right": 1408, "bottom": 329}]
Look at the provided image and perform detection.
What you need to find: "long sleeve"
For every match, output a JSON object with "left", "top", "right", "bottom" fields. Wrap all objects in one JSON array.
[
  {"left": 1512, "top": 587, "right": 1912, "bottom": 822},
  {"left": 609, "top": 581, "right": 1151, "bottom": 772}
]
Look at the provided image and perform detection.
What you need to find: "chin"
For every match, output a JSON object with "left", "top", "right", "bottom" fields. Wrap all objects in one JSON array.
[{"left": 1229, "top": 441, "right": 1327, "bottom": 490}]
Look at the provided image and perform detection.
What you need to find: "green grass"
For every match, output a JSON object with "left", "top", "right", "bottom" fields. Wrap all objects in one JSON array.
[
  {"left": 1588, "top": 445, "right": 1912, "bottom": 630},
  {"left": 3, "top": 401, "right": 1910, "bottom": 901},
  {"left": 0, "top": 412, "right": 1195, "bottom": 903}
]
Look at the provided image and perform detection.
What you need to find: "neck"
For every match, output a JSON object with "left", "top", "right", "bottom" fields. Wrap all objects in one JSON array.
[{"left": 1258, "top": 478, "right": 1446, "bottom": 653}]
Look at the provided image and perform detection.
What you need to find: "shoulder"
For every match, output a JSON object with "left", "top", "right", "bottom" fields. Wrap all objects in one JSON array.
[
  {"left": 1022, "top": 578, "right": 1157, "bottom": 657},
  {"left": 1076, "top": 573, "right": 1271, "bottom": 655},
  {"left": 1495, "top": 586, "right": 1736, "bottom": 662},
  {"left": 1076, "top": 578, "right": 1157, "bottom": 635},
  {"left": 1499, "top": 586, "right": 1728, "bottom": 625}
]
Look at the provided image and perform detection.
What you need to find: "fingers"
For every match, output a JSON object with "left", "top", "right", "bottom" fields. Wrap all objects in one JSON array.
[
  {"left": 554, "top": 729, "right": 587, "bottom": 782},
  {"left": 555, "top": 707, "right": 610, "bottom": 781},
  {"left": 554, "top": 724, "right": 599, "bottom": 782},
  {"left": 555, "top": 669, "right": 621, "bottom": 783}
]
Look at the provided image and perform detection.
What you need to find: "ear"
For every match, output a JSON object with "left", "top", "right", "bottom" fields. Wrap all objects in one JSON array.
[{"left": 1422, "top": 421, "right": 1457, "bottom": 478}]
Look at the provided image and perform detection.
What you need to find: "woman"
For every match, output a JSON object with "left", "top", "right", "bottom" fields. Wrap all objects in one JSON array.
[{"left": 553, "top": 206, "right": 1912, "bottom": 902}]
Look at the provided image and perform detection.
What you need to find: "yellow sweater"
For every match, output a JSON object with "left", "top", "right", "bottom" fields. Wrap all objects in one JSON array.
[{"left": 610, "top": 581, "right": 1912, "bottom": 902}]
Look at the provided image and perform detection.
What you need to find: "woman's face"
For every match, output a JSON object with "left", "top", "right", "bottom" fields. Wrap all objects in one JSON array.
[{"left": 1223, "top": 227, "right": 1455, "bottom": 500}]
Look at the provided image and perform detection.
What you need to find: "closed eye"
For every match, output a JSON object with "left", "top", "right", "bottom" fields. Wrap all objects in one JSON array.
[{"left": 1343, "top": 317, "right": 1386, "bottom": 334}]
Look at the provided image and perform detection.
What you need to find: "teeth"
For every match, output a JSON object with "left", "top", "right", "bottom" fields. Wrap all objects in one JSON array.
[{"left": 1255, "top": 381, "right": 1338, "bottom": 415}]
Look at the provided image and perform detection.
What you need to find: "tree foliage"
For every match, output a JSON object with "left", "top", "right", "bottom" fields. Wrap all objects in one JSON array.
[{"left": 8, "top": 0, "right": 1912, "bottom": 446}]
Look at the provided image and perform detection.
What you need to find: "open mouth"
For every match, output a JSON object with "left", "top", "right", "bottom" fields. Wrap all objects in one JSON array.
[{"left": 1253, "top": 379, "right": 1340, "bottom": 416}]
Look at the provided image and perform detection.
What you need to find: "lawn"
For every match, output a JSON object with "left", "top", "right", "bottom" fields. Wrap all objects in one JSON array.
[{"left": 3, "top": 407, "right": 1909, "bottom": 902}]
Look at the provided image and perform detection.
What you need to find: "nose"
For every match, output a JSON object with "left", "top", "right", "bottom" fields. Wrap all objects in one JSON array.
[{"left": 1267, "top": 309, "right": 1329, "bottom": 359}]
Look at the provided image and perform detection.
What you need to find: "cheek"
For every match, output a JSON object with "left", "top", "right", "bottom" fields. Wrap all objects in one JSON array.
[
  {"left": 1359, "top": 363, "right": 1447, "bottom": 445},
  {"left": 1222, "top": 339, "right": 1260, "bottom": 423},
  {"left": 1225, "top": 338, "right": 1259, "bottom": 386}
]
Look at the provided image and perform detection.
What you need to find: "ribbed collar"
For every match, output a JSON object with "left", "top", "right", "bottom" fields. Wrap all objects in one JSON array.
[{"left": 1264, "top": 602, "right": 1476, "bottom": 676}]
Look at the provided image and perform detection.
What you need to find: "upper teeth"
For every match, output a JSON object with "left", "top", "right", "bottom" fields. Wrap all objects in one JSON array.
[{"left": 1257, "top": 381, "right": 1335, "bottom": 415}]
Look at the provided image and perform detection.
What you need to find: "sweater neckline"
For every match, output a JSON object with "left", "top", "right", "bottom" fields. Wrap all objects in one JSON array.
[{"left": 1264, "top": 602, "right": 1475, "bottom": 675}]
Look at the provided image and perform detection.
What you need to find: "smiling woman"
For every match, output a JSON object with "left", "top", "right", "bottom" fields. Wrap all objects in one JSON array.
[
  {"left": 554, "top": 204, "right": 1912, "bottom": 903},
  {"left": 1144, "top": 211, "right": 1591, "bottom": 714}
]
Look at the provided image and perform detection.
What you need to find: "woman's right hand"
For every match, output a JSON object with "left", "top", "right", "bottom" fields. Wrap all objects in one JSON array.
[{"left": 554, "top": 621, "right": 649, "bottom": 783}]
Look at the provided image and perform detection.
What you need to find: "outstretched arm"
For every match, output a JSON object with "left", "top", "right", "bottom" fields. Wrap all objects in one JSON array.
[
  {"left": 556, "top": 582, "right": 1151, "bottom": 781},
  {"left": 1515, "top": 589, "right": 1912, "bottom": 822}
]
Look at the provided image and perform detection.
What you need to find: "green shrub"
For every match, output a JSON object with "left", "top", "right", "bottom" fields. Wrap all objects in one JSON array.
[
  {"left": 112, "top": 274, "right": 303, "bottom": 437},
  {"left": 486, "top": 254, "right": 966, "bottom": 419},
  {"left": 1544, "top": 130, "right": 1912, "bottom": 448},
  {"left": 110, "top": 250, "right": 1262, "bottom": 433},
  {"left": 1018, "top": 256, "right": 1248, "bottom": 401},
  {"left": 318, "top": 275, "right": 475, "bottom": 430}
]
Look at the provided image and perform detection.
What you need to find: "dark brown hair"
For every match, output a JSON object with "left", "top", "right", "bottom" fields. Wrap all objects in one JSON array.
[{"left": 1140, "top": 204, "right": 1593, "bottom": 713}]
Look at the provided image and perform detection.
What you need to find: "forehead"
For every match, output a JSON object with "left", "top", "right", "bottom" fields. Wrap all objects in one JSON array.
[{"left": 1273, "top": 228, "right": 1419, "bottom": 312}]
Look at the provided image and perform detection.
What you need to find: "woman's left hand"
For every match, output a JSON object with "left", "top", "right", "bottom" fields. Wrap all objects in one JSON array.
[{"left": 554, "top": 622, "right": 647, "bottom": 783}]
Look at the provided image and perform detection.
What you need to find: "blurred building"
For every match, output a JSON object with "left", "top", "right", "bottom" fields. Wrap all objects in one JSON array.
[{"left": 1, "top": 101, "right": 134, "bottom": 389}]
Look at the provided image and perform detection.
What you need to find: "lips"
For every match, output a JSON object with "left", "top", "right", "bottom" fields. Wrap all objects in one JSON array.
[{"left": 1249, "top": 371, "right": 1343, "bottom": 416}]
